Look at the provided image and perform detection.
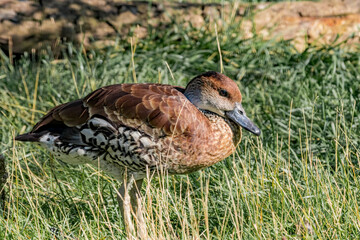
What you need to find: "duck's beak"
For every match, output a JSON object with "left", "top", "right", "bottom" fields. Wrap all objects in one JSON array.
[{"left": 225, "top": 103, "right": 261, "bottom": 136}]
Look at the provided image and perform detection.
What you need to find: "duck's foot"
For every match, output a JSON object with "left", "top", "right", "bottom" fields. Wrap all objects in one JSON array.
[{"left": 117, "top": 178, "right": 144, "bottom": 236}]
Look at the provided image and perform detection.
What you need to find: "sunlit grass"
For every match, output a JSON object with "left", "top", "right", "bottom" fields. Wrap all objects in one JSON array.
[{"left": 1, "top": 12, "right": 360, "bottom": 239}]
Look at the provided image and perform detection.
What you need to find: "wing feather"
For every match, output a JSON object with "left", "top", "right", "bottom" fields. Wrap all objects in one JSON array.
[{"left": 26, "top": 83, "right": 209, "bottom": 139}]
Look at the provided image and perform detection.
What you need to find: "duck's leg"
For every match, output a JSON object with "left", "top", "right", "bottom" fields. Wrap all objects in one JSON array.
[{"left": 117, "top": 178, "right": 144, "bottom": 222}]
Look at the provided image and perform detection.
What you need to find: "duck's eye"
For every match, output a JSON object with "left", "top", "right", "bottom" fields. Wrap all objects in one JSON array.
[{"left": 219, "top": 89, "right": 229, "bottom": 98}]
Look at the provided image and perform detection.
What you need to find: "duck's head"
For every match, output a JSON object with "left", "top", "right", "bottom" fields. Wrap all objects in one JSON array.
[{"left": 184, "top": 71, "right": 261, "bottom": 136}]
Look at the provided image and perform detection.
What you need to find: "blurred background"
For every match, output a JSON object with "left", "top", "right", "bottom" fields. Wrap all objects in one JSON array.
[{"left": 1, "top": 0, "right": 360, "bottom": 56}]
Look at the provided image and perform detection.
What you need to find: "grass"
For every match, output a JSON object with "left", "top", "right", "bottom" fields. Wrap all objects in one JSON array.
[{"left": 1, "top": 12, "right": 360, "bottom": 239}]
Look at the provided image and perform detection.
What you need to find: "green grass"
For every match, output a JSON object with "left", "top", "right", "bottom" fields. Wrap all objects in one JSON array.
[{"left": 1, "top": 15, "right": 360, "bottom": 239}]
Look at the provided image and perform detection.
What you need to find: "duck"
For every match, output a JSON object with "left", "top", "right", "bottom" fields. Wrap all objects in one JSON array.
[{"left": 15, "top": 71, "right": 260, "bottom": 220}]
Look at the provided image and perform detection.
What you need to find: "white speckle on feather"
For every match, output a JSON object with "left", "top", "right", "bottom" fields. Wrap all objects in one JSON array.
[
  {"left": 91, "top": 117, "right": 116, "bottom": 131},
  {"left": 130, "top": 131, "right": 141, "bottom": 142},
  {"left": 80, "top": 129, "right": 93, "bottom": 142},
  {"left": 39, "top": 133, "right": 59, "bottom": 145},
  {"left": 95, "top": 133, "right": 107, "bottom": 145},
  {"left": 118, "top": 127, "right": 125, "bottom": 134},
  {"left": 123, "top": 141, "right": 131, "bottom": 151},
  {"left": 77, "top": 149, "right": 85, "bottom": 156},
  {"left": 124, "top": 130, "right": 130, "bottom": 138},
  {"left": 140, "top": 137, "right": 154, "bottom": 148}
]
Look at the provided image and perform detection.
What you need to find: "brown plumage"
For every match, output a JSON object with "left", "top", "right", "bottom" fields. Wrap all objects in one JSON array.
[{"left": 16, "top": 71, "right": 260, "bottom": 218}]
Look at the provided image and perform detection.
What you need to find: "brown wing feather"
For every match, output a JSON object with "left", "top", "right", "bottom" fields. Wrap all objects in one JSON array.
[
  {"left": 31, "top": 99, "right": 89, "bottom": 133},
  {"left": 25, "top": 83, "right": 208, "bottom": 139},
  {"left": 84, "top": 84, "right": 209, "bottom": 137}
]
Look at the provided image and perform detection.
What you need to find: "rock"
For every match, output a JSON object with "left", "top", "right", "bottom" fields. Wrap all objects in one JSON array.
[
  {"left": 251, "top": 1, "right": 360, "bottom": 50},
  {"left": 204, "top": 6, "right": 219, "bottom": 21},
  {"left": 111, "top": 11, "right": 139, "bottom": 29},
  {"left": 0, "top": 9, "right": 17, "bottom": 22},
  {"left": 133, "top": 26, "right": 148, "bottom": 39},
  {"left": 4, "top": 1, "right": 37, "bottom": 17},
  {"left": 1, "top": 0, "right": 360, "bottom": 54}
]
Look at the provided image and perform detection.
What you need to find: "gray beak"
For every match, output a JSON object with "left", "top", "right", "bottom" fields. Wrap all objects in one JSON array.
[{"left": 225, "top": 103, "right": 261, "bottom": 136}]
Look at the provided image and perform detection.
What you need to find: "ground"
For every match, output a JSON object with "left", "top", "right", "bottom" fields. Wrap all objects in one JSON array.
[
  {"left": 1, "top": 1, "right": 360, "bottom": 239},
  {"left": 1, "top": 0, "right": 360, "bottom": 53}
]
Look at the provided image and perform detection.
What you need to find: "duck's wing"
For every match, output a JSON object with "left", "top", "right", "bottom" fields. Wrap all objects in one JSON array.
[
  {"left": 16, "top": 84, "right": 207, "bottom": 142},
  {"left": 15, "top": 99, "right": 90, "bottom": 142}
]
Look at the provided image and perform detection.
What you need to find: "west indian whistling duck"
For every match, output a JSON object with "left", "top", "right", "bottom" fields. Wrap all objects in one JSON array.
[{"left": 16, "top": 71, "right": 260, "bottom": 221}]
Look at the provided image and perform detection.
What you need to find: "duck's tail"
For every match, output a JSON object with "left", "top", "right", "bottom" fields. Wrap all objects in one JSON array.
[{"left": 15, "top": 133, "right": 42, "bottom": 142}]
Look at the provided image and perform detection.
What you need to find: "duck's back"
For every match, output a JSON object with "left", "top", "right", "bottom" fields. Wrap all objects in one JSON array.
[{"left": 16, "top": 84, "right": 213, "bottom": 180}]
